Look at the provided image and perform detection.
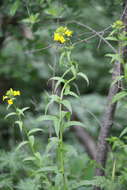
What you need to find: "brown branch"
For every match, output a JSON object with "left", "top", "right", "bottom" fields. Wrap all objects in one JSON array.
[
  {"left": 72, "top": 125, "right": 97, "bottom": 160},
  {"left": 94, "top": 1, "right": 127, "bottom": 190},
  {"left": 70, "top": 113, "right": 97, "bottom": 160},
  {"left": 94, "top": 59, "right": 121, "bottom": 176}
]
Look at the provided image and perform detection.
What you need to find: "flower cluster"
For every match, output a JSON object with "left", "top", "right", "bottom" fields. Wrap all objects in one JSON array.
[
  {"left": 54, "top": 26, "right": 73, "bottom": 44},
  {"left": 112, "top": 20, "right": 124, "bottom": 30},
  {"left": 3, "top": 88, "right": 21, "bottom": 105}
]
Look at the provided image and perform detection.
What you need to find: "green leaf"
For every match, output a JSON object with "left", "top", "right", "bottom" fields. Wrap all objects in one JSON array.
[
  {"left": 105, "top": 53, "right": 122, "bottom": 63},
  {"left": 53, "top": 117, "right": 60, "bottom": 137},
  {"left": 111, "top": 75, "right": 124, "bottom": 86},
  {"left": 64, "top": 121, "right": 85, "bottom": 129},
  {"left": 112, "top": 91, "right": 127, "bottom": 103},
  {"left": 28, "top": 128, "right": 44, "bottom": 136},
  {"left": 10, "top": 0, "right": 20, "bottom": 16},
  {"left": 28, "top": 135, "right": 35, "bottom": 147},
  {"left": 21, "top": 107, "right": 30, "bottom": 112},
  {"left": 34, "top": 152, "right": 42, "bottom": 161},
  {"left": 16, "top": 141, "right": 28, "bottom": 151},
  {"left": 50, "top": 77, "right": 65, "bottom": 92},
  {"left": 71, "top": 180, "right": 96, "bottom": 189},
  {"left": 77, "top": 72, "right": 89, "bottom": 85},
  {"left": 45, "top": 95, "right": 60, "bottom": 114},
  {"left": 22, "top": 13, "right": 40, "bottom": 24},
  {"left": 37, "top": 166, "right": 57, "bottom": 173},
  {"left": 124, "top": 64, "right": 127, "bottom": 80},
  {"left": 55, "top": 173, "right": 63, "bottom": 186},
  {"left": 61, "top": 111, "right": 70, "bottom": 120},
  {"left": 64, "top": 89, "right": 79, "bottom": 98},
  {"left": 15, "top": 121, "right": 23, "bottom": 132},
  {"left": 46, "top": 137, "right": 59, "bottom": 152},
  {"left": 105, "top": 36, "right": 118, "bottom": 41},
  {"left": 120, "top": 127, "right": 127, "bottom": 137},
  {"left": 4, "top": 112, "right": 16, "bottom": 119},
  {"left": 16, "top": 108, "right": 24, "bottom": 116},
  {"left": 37, "top": 115, "right": 57, "bottom": 122},
  {"left": 71, "top": 65, "right": 77, "bottom": 77},
  {"left": 61, "top": 99, "right": 72, "bottom": 113},
  {"left": 24, "top": 156, "right": 35, "bottom": 162}
]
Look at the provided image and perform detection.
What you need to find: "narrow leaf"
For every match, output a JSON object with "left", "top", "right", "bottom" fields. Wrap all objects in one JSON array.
[
  {"left": 15, "top": 121, "right": 23, "bottom": 132},
  {"left": 53, "top": 118, "right": 60, "bottom": 137},
  {"left": 77, "top": 72, "right": 89, "bottom": 85},
  {"left": 64, "top": 121, "right": 85, "bottom": 129},
  {"left": 37, "top": 115, "right": 57, "bottom": 122},
  {"left": 16, "top": 141, "right": 28, "bottom": 151},
  {"left": 28, "top": 128, "right": 44, "bottom": 136},
  {"left": 120, "top": 127, "right": 127, "bottom": 137},
  {"left": 4, "top": 112, "right": 16, "bottom": 119},
  {"left": 29, "top": 135, "right": 35, "bottom": 147},
  {"left": 112, "top": 91, "right": 127, "bottom": 103},
  {"left": 61, "top": 100, "right": 72, "bottom": 113}
]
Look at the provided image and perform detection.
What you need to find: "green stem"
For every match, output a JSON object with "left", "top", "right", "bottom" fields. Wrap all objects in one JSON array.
[
  {"left": 57, "top": 76, "right": 76, "bottom": 190},
  {"left": 14, "top": 105, "right": 35, "bottom": 155}
]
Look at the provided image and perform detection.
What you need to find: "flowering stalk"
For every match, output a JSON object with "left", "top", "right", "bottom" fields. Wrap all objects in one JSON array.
[{"left": 3, "top": 26, "right": 88, "bottom": 190}]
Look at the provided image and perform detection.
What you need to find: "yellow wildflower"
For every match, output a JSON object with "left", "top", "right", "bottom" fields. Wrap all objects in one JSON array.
[
  {"left": 3, "top": 96, "right": 8, "bottom": 101},
  {"left": 7, "top": 99, "right": 13, "bottom": 105},
  {"left": 54, "top": 32, "right": 66, "bottom": 43},
  {"left": 6, "top": 88, "right": 21, "bottom": 97},
  {"left": 54, "top": 32, "right": 60, "bottom": 41},
  {"left": 54, "top": 26, "right": 73, "bottom": 44},
  {"left": 59, "top": 35, "right": 66, "bottom": 43},
  {"left": 2, "top": 88, "right": 21, "bottom": 105},
  {"left": 13, "top": 91, "right": 20, "bottom": 96},
  {"left": 64, "top": 29, "right": 73, "bottom": 37}
]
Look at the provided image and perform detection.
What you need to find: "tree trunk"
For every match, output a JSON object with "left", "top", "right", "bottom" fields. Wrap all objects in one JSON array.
[{"left": 94, "top": 1, "right": 127, "bottom": 189}]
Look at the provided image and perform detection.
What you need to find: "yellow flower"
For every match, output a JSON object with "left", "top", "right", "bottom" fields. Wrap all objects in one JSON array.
[
  {"left": 54, "top": 26, "right": 73, "bottom": 44},
  {"left": 13, "top": 91, "right": 20, "bottom": 96},
  {"left": 54, "top": 32, "right": 66, "bottom": 43},
  {"left": 64, "top": 29, "right": 73, "bottom": 37},
  {"left": 59, "top": 36, "right": 66, "bottom": 43},
  {"left": 3, "top": 96, "right": 8, "bottom": 101},
  {"left": 54, "top": 32, "right": 60, "bottom": 41},
  {"left": 7, "top": 99, "right": 13, "bottom": 105},
  {"left": 6, "top": 88, "right": 21, "bottom": 96}
]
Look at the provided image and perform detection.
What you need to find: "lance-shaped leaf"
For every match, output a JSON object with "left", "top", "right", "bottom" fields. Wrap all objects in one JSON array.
[
  {"left": 37, "top": 115, "right": 57, "bottom": 122},
  {"left": 15, "top": 120, "right": 23, "bottom": 132},
  {"left": 45, "top": 94, "right": 60, "bottom": 114},
  {"left": 120, "top": 127, "right": 127, "bottom": 137},
  {"left": 61, "top": 99, "right": 72, "bottom": 113},
  {"left": 124, "top": 64, "right": 127, "bottom": 80},
  {"left": 50, "top": 77, "right": 65, "bottom": 92},
  {"left": 34, "top": 152, "right": 42, "bottom": 162},
  {"left": 4, "top": 112, "right": 16, "bottom": 119},
  {"left": 77, "top": 72, "right": 89, "bottom": 86},
  {"left": 53, "top": 117, "right": 60, "bottom": 137},
  {"left": 64, "top": 121, "right": 85, "bottom": 129},
  {"left": 24, "top": 156, "right": 35, "bottom": 162},
  {"left": 112, "top": 91, "right": 127, "bottom": 103},
  {"left": 16, "top": 141, "right": 28, "bottom": 151},
  {"left": 28, "top": 135, "right": 35, "bottom": 147},
  {"left": 37, "top": 166, "right": 57, "bottom": 173},
  {"left": 28, "top": 128, "right": 44, "bottom": 136},
  {"left": 21, "top": 107, "right": 30, "bottom": 112}
]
